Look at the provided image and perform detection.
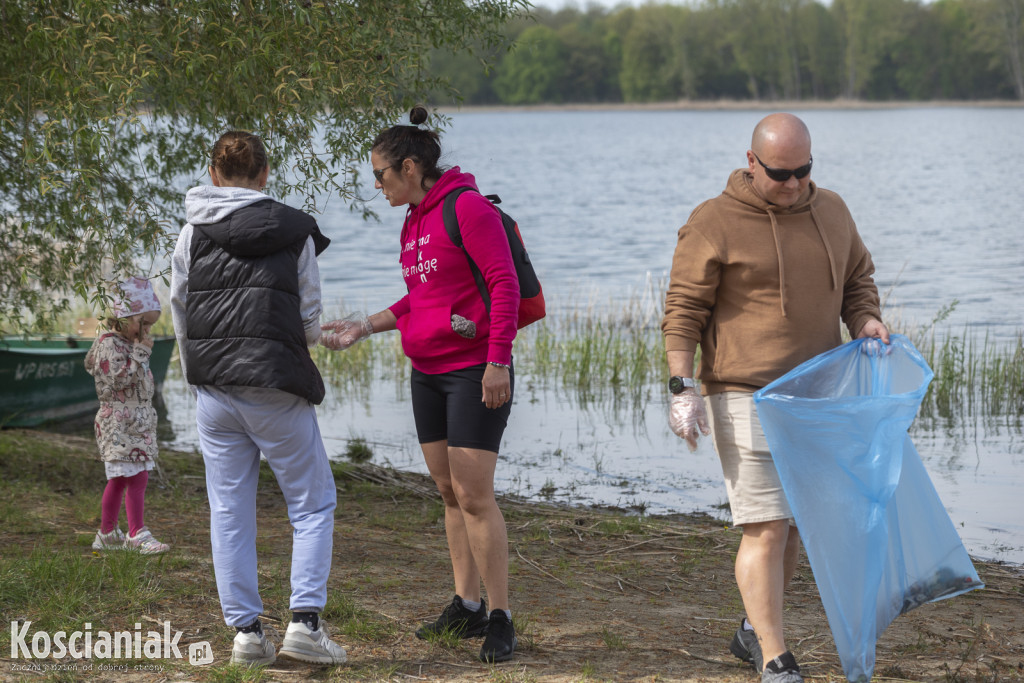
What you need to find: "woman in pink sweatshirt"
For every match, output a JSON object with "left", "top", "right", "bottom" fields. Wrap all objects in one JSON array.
[{"left": 323, "top": 106, "right": 519, "bottom": 663}]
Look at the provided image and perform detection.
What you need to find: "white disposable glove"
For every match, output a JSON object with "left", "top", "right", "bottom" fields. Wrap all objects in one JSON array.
[
  {"left": 320, "top": 312, "right": 373, "bottom": 350},
  {"left": 669, "top": 391, "right": 711, "bottom": 452}
]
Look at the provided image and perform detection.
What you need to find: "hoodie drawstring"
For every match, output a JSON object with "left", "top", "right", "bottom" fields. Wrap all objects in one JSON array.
[
  {"left": 810, "top": 204, "right": 840, "bottom": 293},
  {"left": 767, "top": 208, "right": 788, "bottom": 317},
  {"left": 767, "top": 204, "right": 840, "bottom": 318}
]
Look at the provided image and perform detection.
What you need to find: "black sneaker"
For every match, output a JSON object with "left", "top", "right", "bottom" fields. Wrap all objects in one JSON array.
[
  {"left": 479, "top": 610, "right": 517, "bottom": 663},
  {"left": 415, "top": 595, "right": 489, "bottom": 640},
  {"left": 729, "top": 618, "right": 764, "bottom": 672},
  {"left": 761, "top": 650, "right": 802, "bottom": 683}
]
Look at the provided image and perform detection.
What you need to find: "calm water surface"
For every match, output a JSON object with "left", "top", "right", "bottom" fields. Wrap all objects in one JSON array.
[{"left": 163, "top": 108, "right": 1024, "bottom": 564}]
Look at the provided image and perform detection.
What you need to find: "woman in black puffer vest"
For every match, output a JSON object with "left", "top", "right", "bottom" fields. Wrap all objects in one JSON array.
[{"left": 170, "top": 131, "right": 346, "bottom": 667}]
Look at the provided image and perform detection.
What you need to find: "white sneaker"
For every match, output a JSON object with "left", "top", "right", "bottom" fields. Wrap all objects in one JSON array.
[
  {"left": 92, "top": 528, "right": 125, "bottom": 550},
  {"left": 125, "top": 527, "right": 170, "bottom": 555},
  {"left": 231, "top": 630, "right": 276, "bottom": 667},
  {"left": 279, "top": 619, "right": 347, "bottom": 664}
]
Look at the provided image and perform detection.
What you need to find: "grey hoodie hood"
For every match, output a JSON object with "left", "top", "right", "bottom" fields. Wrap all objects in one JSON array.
[
  {"left": 184, "top": 185, "right": 329, "bottom": 259},
  {"left": 185, "top": 185, "right": 268, "bottom": 226}
]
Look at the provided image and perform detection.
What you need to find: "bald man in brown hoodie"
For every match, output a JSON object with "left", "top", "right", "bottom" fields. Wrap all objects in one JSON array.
[{"left": 661, "top": 113, "right": 889, "bottom": 683}]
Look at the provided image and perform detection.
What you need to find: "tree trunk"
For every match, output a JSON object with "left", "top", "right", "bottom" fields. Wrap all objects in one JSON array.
[{"left": 998, "top": 0, "right": 1024, "bottom": 98}]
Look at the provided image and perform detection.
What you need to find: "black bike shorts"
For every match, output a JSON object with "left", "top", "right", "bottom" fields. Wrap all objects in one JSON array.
[{"left": 410, "top": 362, "right": 514, "bottom": 453}]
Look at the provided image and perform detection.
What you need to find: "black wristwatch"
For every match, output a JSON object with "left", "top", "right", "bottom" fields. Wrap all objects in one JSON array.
[{"left": 669, "top": 376, "right": 697, "bottom": 394}]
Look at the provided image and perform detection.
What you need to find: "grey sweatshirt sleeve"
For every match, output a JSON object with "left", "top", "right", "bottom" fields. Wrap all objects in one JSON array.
[
  {"left": 298, "top": 235, "right": 323, "bottom": 346},
  {"left": 170, "top": 224, "right": 193, "bottom": 390}
]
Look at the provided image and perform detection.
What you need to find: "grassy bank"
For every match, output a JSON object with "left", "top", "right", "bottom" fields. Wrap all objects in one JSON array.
[
  {"left": 1, "top": 429, "right": 1022, "bottom": 682},
  {"left": 29, "top": 289, "right": 1024, "bottom": 422}
]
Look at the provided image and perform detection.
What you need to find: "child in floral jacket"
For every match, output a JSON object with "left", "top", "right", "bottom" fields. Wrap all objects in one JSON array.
[{"left": 85, "top": 276, "right": 170, "bottom": 554}]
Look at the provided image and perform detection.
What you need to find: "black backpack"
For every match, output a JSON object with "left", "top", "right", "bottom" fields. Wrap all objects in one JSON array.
[{"left": 442, "top": 188, "right": 545, "bottom": 328}]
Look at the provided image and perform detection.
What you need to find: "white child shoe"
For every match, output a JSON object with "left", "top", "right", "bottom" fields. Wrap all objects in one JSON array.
[
  {"left": 92, "top": 528, "right": 126, "bottom": 550},
  {"left": 125, "top": 527, "right": 170, "bottom": 555}
]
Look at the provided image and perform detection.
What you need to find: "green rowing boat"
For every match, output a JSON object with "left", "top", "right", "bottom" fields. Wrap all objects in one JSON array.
[{"left": 0, "top": 336, "right": 176, "bottom": 428}]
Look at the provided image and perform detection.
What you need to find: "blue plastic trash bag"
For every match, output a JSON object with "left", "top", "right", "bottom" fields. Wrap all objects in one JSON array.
[{"left": 752, "top": 335, "right": 983, "bottom": 682}]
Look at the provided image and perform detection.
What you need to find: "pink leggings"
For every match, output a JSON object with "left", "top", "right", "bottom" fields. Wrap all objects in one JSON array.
[{"left": 100, "top": 470, "right": 149, "bottom": 537}]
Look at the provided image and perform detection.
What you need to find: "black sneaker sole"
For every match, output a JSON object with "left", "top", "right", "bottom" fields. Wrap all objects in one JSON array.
[{"left": 479, "top": 636, "right": 517, "bottom": 663}]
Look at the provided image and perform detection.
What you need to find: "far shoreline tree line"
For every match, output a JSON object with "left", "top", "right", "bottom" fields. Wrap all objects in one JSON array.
[{"left": 430, "top": 0, "right": 1024, "bottom": 105}]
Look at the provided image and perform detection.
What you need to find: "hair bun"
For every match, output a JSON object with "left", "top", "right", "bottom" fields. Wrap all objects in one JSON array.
[
  {"left": 409, "top": 106, "right": 429, "bottom": 126},
  {"left": 211, "top": 131, "right": 267, "bottom": 181}
]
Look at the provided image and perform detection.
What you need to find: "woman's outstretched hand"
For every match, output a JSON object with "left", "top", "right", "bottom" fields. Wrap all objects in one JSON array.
[{"left": 321, "top": 312, "right": 373, "bottom": 350}]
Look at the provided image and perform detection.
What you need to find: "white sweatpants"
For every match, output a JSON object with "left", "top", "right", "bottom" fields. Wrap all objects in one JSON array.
[{"left": 196, "top": 385, "right": 336, "bottom": 628}]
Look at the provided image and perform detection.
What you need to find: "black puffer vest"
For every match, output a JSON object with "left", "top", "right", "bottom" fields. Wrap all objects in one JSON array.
[{"left": 184, "top": 199, "right": 330, "bottom": 404}]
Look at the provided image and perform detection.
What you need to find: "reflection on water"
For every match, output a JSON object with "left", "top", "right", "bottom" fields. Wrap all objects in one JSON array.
[
  {"left": 160, "top": 367, "right": 1023, "bottom": 565},
  {"left": 910, "top": 414, "right": 1023, "bottom": 563}
]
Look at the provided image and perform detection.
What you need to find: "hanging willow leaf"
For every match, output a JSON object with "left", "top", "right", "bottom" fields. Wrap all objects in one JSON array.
[{"left": 1, "top": 0, "right": 527, "bottom": 333}]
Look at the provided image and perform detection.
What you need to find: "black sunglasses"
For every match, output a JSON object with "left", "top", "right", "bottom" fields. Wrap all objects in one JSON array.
[
  {"left": 372, "top": 165, "right": 394, "bottom": 183},
  {"left": 754, "top": 153, "right": 813, "bottom": 182}
]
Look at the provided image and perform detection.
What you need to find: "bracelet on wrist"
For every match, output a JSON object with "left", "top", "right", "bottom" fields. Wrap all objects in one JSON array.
[{"left": 488, "top": 361, "right": 510, "bottom": 369}]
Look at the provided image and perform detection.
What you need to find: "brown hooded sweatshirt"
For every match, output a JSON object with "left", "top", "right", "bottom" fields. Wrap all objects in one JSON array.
[{"left": 661, "top": 168, "right": 882, "bottom": 395}]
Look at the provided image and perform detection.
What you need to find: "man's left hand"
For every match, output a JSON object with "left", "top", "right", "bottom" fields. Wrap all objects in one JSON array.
[{"left": 857, "top": 319, "right": 890, "bottom": 344}]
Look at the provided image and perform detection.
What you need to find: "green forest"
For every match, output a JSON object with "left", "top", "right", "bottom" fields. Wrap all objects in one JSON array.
[{"left": 430, "top": 0, "right": 1024, "bottom": 104}]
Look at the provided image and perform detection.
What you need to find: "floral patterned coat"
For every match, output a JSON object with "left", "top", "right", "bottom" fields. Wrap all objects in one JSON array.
[{"left": 84, "top": 332, "right": 158, "bottom": 463}]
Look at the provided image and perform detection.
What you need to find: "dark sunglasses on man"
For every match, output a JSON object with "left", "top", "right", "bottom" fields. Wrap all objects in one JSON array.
[{"left": 753, "top": 153, "right": 813, "bottom": 182}]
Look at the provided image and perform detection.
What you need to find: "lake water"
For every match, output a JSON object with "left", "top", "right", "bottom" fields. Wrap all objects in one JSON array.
[{"left": 161, "top": 108, "right": 1024, "bottom": 564}]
